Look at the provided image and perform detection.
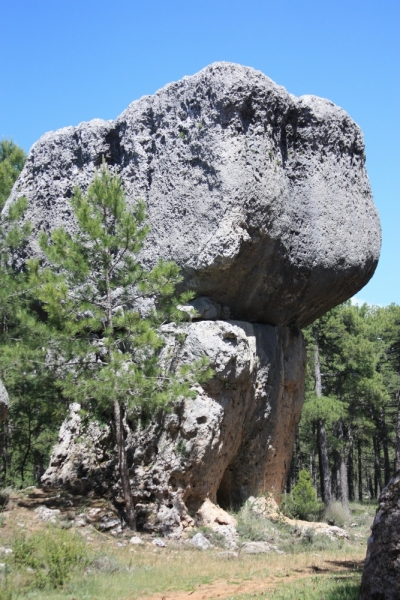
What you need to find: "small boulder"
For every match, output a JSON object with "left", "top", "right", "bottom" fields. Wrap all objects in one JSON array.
[
  {"left": 35, "top": 506, "right": 61, "bottom": 523},
  {"left": 241, "top": 541, "right": 272, "bottom": 554},
  {"left": 190, "top": 532, "right": 213, "bottom": 550},
  {"left": 129, "top": 536, "right": 144, "bottom": 546},
  {"left": 99, "top": 518, "right": 120, "bottom": 531}
]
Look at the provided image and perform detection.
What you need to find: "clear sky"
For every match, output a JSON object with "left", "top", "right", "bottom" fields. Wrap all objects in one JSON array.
[{"left": 1, "top": 0, "right": 399, "bottom": 306}]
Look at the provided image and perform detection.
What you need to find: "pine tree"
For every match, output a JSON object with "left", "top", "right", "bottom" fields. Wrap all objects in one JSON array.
[
  {"left": 0, "top": 195, "right": 62, "bottom": 486},
  {"left": 0, "top": 139, "right": 26, "bottom": 210},
  {"left": 31, "top": 163, "right": 211, "bottom": 528}
]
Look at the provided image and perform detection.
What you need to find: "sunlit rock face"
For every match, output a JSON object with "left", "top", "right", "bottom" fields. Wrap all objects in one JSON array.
[
  {"left": 5, "top": 62, "right": 380, "bottom": 327},
  {"left": 42, "top": 321, "right": 306, "bottom": 533},
  {"left": 6, "top": 63, "right": 381, "bottom": 534}
]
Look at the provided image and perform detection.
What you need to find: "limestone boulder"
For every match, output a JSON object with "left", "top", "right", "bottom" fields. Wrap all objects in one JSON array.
[
  {"left": 4, "top": 62, "right": 380, "bottom": 327},
  {"left": 360, "top": 471, "right": 400, "bottom": 600},
  {"left": 42, "top": 319, "right": 306, "bottom": 533}
]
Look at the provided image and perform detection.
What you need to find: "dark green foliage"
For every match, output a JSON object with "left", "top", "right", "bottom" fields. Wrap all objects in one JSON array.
[
  {"left": 290, "top": 301, "right": 400, "bottom": 508},
  {"left": 0, "top": 139, "right": 26, "bottom": 210},
  {"left": 0, "top": 194, "right": 62, "bottom": 487},
  {"left": 282, "top": 470, "right": 323, "bottom": 521},
  {"left": 28, "top": 162, "right": 211, "bottom": 526},
  {"left": 30, "top": 162, "right": 211, "bottom": 416}
]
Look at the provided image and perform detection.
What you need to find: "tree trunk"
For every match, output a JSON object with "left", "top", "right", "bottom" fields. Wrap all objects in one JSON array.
[
  {"left": 311, "top": 422, "right": 317, "bottom": 488},
  {"left": 396, "top": 390, "right": 400, "bottom": 472},
  {"left": 380, "top": 407, "right": 391, "bottom": 485},
  {"left": 114, "top": 399, "right": 136, "bottom": 529},
  {"left": 373, "top": 436, "right": 382, "bottom": 499},
  {"left": 337, "top": 419, "right": 349, "bottom": 509},
  {"left": 317, "top": 419, "right": 332, "bottom": 505},
  {"left": 357, "top": 437, "right": 363, "bottom": 502},
  {"left": 348, "top": 425, "right": 354, "bottom": 501},
  {"left": 368, "top": 471, "right": 374, "bottom": 500},
  {"left": 313, "top": 326, "right": 332, "bottom": 505},
  {"left": 313, "top": 326, "right": 323, "bottom": 398},
  {"left": 295, "top": 429, "right": 302, "bottom": 476}
]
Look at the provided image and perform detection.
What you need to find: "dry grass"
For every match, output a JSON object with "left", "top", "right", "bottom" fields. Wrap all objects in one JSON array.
[{"left": 0, "top": 499, "right": 373, "bottom": 600}]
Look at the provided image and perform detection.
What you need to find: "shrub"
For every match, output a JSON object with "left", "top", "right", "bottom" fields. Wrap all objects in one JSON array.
[
  {"left": 282, "top": 470, "right": 323, "bottom": 521},
  {"left": 12, "top": 527, "right": 89, "bottom": 589},
  {"left": 324, "top": 501, "right": 351, "bottom": 528},
  {"left": 236, "top": 508, "right": 276, "bottom": 542}
]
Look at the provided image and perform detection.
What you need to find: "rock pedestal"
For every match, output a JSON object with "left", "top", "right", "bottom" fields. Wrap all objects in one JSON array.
[
  {"left": 4, "top": 62, "right": 381, "bottom": 535},
  {"left": 359, "top": 471, "right": 400, "bottom": 600},
  {"left": 42, "top": 320, "right": 305, "bottom": 533}
]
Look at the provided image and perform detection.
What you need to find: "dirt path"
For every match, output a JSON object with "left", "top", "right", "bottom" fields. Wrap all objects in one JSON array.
[{"left": 139, "top": 559, "right": 363, "bottom": 600}]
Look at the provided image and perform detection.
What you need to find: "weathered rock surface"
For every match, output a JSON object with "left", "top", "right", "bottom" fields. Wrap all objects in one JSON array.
[
  {"left": 245, "top": 496, "right": 349, "bottom": 540},
  {"left": 42, "top": 319, "right": 305, "bottom": 533},
  {"left": 4, "top": 62, "right": 380, "bottom": 327},
  {"left": 360, "top": 471, "right": 400, "bottom": 600},
  {"left": 0, "top": 378, "right": 9, "bottom": 425}
]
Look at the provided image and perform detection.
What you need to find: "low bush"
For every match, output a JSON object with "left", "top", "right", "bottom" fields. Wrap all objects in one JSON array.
[
  {"left": 324, "top": 501, "right": 351, "bottom": 528},
  {"left": 12, "top": 526, "right": 89, "bottom": 589},
  {"left": 281, "top": 470, "right": 323, "bottom": 521},
  {"left": 236, "top": 508, "right": 277, "bottom": 543}
]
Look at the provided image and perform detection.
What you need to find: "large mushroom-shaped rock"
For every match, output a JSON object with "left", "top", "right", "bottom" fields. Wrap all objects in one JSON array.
[
  {"left": 4, "top": 62, "right": 380, "bottom": 327},
  {"left": 0, "top": 378, "right": 9, "bottom": 425},
  {"left": 42, "top": 320, "right": 306, "bottom": 531},
  {"left": 360, "top": 471, "right": 400, "bottom": 600}
]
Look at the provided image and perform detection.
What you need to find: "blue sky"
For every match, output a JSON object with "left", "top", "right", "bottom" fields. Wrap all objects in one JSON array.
[{"left": 1, "top": 0, "right": 399, "bottom": 306}]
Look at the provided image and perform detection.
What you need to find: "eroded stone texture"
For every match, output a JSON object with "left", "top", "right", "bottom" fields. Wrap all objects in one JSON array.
[
  {"left": 4, "top": 62, "right": 380, "bottom": 327},
  {"left": 0, "top": 379, "right": 9, "bottom": 425},
  {"left": 359, "top": 471, "right": 400, "bottom": 600},
  {"left": 42, "top": 320, "right": 305, "bottom": 533}
]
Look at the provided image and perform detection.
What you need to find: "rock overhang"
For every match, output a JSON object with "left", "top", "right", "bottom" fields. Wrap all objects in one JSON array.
[{"left": 4, "top": 61, "right": 381, "bottom": 327}]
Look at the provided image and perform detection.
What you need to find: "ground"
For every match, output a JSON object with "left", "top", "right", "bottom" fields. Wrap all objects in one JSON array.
[{"left": 0, "top": 489, "right": 376, "bottom": 600}]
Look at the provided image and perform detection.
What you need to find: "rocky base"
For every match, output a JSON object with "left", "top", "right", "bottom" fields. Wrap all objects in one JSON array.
[{"left": 42, "top": 320, "right": 305, "bottom": 535}]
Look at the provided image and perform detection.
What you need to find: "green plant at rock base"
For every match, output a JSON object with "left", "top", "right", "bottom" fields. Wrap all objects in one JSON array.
[
  {"left": 282, "top": 470, "right": 323, "bottom": 521},
  {"left": 175, "top": 439, "right": 189, "bottom": 458},
  {"left": 30, "top": 161, "right": 212, "bottom": 528}
]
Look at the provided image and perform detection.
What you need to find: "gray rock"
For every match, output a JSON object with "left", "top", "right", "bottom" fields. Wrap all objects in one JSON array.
[
  {"left": 152, "top": 537, "right": 166, "bottom": 548},
  {"left": 190, "top": 532, "right": 212, "bottom": 550},
  {"left": 129, "top": 536, "right": 144, "bottom": 546},
  {"left": 42, "top": 319, "right": 305, "bottom": 533},
  {"left": 241, "top": 541, "right": 272, "bottom": 554},
  {"left": 0, "top": 378, "right": 9, "bottom": 425},
  {"left": 359, "top": 471, "right": 400, "bottom": 600},
  {"left": 35, "top": 506, "right": 61, "bottom": 523},
  {"left": 3, "top": 62, "right": 380, "bottom": 327},
  {"left": 99, "top": 518, "right": 120, "bottom": 531}
]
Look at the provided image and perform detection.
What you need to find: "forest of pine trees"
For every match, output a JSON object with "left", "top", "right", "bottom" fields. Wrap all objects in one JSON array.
[
  {"left": 287, "top": 301, "right": 400, "bottom": 506},
  {"left": 1, "top": 139, "right": 400, "bottom": 508}
]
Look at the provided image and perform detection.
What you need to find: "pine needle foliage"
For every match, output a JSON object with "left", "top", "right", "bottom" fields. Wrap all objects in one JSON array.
[
  {"left": 0, "top": 196, "right": 62, "bottom": 486},
  {"left": 0, "top": 139, "right": 26, "bottom": 210},
  {"left": 30, "top": 162, "right": 212, "bottom": 527},
  {"left": 31, "top": 162, "right": 210, "bottom": 412}
]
